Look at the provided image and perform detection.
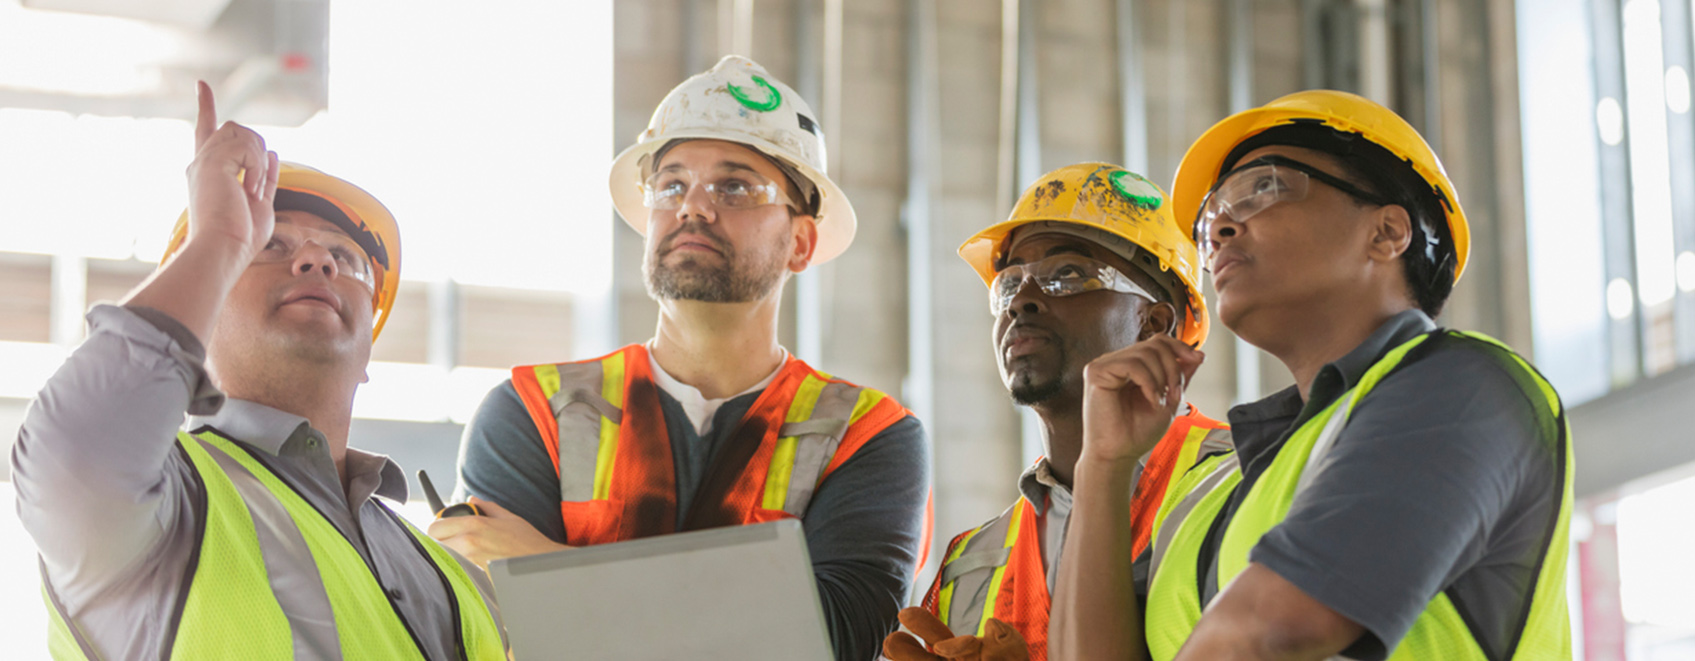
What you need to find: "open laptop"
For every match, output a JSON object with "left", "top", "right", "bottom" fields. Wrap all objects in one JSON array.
[{"left": 487, "top": 519, "right": 834, "bottom": 660}]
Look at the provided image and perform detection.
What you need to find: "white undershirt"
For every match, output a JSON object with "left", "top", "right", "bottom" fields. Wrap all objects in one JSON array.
[{"left": 645, "top": 343, "right": 788, "bottom": 436}]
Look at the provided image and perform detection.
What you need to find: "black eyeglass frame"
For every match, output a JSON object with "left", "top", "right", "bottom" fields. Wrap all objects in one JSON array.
[{"left": 1191, "top": 154, "right": 1395, "bottom": 243}]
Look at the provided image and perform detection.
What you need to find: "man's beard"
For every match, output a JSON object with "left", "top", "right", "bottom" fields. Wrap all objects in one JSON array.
[
  {"left": 644, "top": 222, "right": 788, "bottom": 303},
  {"left": 1008, "top": 371, "right": 1065, "bottom": 407}
]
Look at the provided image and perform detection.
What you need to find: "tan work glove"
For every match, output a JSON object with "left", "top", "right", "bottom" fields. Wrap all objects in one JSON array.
[{"left": 883, "top": 607, "right": 1031, "bottom": 661}]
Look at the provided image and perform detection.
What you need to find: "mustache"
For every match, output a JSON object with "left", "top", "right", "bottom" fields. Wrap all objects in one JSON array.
[{"left": 658, "top": 221, "right": 730, "bottom": 256}]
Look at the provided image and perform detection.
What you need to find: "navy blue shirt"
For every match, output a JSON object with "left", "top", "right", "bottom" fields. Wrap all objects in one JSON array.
[{"left": 456, "top": 378, "right": 930, "bottom": 661}]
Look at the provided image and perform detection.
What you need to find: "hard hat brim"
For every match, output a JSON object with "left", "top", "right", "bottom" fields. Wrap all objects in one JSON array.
[
  {"left": 165, "top": 163, "right": 402, "bottom": 340},
  {"left": 609, "top": 132, "right": 858, "bottom": 266},
  {"left": 1172, "top": 93, "right": 1470, "bottom": 282}
]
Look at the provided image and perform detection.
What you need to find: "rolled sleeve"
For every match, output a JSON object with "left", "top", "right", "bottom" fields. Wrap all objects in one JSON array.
[
  {"left": 1248, "top": 345, "right": 1554, "bottom": 660},
  {"left": 11, "top": 304, "right": 221, "bottom": 592}
]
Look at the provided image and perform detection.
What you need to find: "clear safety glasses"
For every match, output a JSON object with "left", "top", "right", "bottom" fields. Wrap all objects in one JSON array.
[
  {"left": 1192, "top": 155, "right": 1391, "bottom": 268},
  {"left": 641, "top": 166, "right": 796, "bottom": 211},
  {"left": 989, "top": 254, "right": 1157, "bottom": 316},
  {"left": 253, "top": 222, "right": 379, "bottom": 291}
]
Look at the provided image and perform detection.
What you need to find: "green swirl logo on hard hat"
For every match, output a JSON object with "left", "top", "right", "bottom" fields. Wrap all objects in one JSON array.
[
  {"left": 728, "top": 76, "right": 783, "bottom": 112},
  {"left": 1110, "top": 170, "right": 1163, "bottom": 211}
]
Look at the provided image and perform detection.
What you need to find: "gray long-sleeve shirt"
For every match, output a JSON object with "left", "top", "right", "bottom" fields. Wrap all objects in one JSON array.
[
  {"left": 455, "top": 376, "right": 931, "bottom": 661},
  {"left": 11, "top": 304, "right": 500, "bottom": 661}
]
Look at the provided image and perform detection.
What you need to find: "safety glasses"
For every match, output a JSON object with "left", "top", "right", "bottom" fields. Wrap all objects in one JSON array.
[
  {"left": 989, "top": 254, "right": 1156, "bottom": 316},
  {"left": 1192, "top": 155, "right": 1391, "bottom": 268},
  {"left": 641, "top": 166, "right": 796, "bottom": 211},
  {"left": 253, "top": 222, "right": 379, "bottom": 291}
]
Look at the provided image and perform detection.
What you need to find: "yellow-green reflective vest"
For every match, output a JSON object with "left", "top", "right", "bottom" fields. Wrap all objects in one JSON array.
[
  {"left": 1145, "top": 330, "right": 1574, "bottom": 660},
  {"left": 42, "top": 429, "right": 504, "bottom": 661}
]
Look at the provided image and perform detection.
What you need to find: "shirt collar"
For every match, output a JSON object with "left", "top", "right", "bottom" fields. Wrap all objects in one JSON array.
[
  {"left": 188, "top": 398, "right": 409, "bottom": 502},
  {"left": 1017, "top": 458, "right": 1060, "bottom": 510},
  {"left": 1226, "top": 309, "right": 1437, "bottom": 463},
  {"left": 1296, "top": 309, "right": 1436, "bottom": 425},
  {"left": 189, "top": 398, "right": 311, "bottom": 455}
]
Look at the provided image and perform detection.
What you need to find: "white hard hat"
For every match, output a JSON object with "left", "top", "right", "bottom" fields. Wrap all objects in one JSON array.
[{"left": 609, "top": 55, "right": 858, "bottom": 265}]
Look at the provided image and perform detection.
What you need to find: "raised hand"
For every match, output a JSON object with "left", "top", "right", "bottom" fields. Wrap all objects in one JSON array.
[
  {"left": 883, "top": 608, "right": 1030, "bottom": 661},
  {"left": 184, "top": 80, "right": 279, "bottom": 261},
  {"left": 1080, "top": 336, "right": 1204, "bottom": 464}
]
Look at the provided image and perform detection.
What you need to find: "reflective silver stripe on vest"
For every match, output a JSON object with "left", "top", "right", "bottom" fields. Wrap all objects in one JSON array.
[
  {"left": 777, "top": 381, "right": 861, "bottom": 516},
  {"left": 550, "top": 361, "right": 612, "bottom": 502},
  {"left": 1295, "top": 397, "right": 1356, "bottom": 496},
  {"left": 943, "top": 505, "right": 1017, "bottom": 629},
  {"left": 1196, "top": 427, "right": 1234, "bottom": 458},
  {"left": 197, "top": 439, "right": 345, "bottom": 661},
  {"left": 1148, "top": 453, "right": 1239, "bottom": 582}
]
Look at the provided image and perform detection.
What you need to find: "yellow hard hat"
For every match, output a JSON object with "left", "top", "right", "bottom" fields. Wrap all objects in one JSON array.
[
  {"left": 959, "top": 162, "right": 1209, "bottom": 348},
  {"left": 609, "top": 55, "right": 857, "bottom": 265},
  {"left": 1172, "top": 89, "right": 1470, "bottom": 282},
  {"left": 163, "top": 162, "right": 403, "bottom": 340}
]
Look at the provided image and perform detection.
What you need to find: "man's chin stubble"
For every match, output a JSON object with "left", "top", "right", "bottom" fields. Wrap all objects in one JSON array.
[{"left": 1009, "top": 374, "right": 1064, "bottom": 407}]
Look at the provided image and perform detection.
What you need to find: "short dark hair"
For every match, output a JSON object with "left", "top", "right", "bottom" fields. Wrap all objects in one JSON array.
[{"left": 1222, "top": 122, "right": 1456, "bottom": 317}]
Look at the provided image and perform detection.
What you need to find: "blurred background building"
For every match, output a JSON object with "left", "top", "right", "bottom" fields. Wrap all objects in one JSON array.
[{"left": 0, "top": 0, "right": 1690, "bottom": 658}]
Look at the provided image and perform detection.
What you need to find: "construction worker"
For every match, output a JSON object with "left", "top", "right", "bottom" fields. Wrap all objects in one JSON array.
[
  {"left": 880, "top": 164, "right": 1229, "bottom": 661},
  {"left": 13, "top": 83, "right": 503, "bottom": 660},
  {"left": 1049, "top": 90, "right": 1573, "bottom": 660},
  {"left": 430, "top": 55, "right": 929, "bottom": 661}
]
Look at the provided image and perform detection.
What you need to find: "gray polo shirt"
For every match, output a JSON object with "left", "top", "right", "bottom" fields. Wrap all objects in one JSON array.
[
  {"left": 11, "top": 304, "right": 500, "bottom": 661},
  {"left": 1145, "top": 310, "right": 1563, "bottom": 660}
]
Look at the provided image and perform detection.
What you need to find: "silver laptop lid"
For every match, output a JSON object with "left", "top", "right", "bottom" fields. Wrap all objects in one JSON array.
[{"left": 488, "top": 519, "right": 833, "bottom": 660}]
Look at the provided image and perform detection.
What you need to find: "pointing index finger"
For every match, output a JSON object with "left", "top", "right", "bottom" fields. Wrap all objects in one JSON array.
[{"left": 194, "top": 81, "right": 216, "bottom": 150}]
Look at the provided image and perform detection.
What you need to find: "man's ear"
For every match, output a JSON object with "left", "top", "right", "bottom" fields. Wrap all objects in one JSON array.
[
  {"left": 1368, "top": 204, "right": 1414, "bottom": 264},
  {"left": 789, "top": 213, "right": 819, "bottom": 273},
  {"left": 1138, "top": 300, "right": 1179, "bottom": 341}
]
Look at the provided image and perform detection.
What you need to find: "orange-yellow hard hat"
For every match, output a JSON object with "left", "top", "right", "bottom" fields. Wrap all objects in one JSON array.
[
  {"left": 163, "top": 162, "right": 402, "bottom": 340},
  {"left": 1171, "top": 89, "right": 1470, "bottom": 282},
  {"left": 959, "top": 162, "right": 1210, "bottom": 348}
]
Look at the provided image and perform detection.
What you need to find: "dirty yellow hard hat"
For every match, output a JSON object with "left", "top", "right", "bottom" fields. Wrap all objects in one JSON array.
[
  {"left": 162, "top": 162, "right": 403, "bottom": 340},
  {"left": 959, "top": 162, "right": 1209, "bottom": 348},
  {"left": 1172, "top": 89, "right": 1470, "bottom": 282}
]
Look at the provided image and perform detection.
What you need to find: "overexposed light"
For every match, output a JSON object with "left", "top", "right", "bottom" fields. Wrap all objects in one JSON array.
[
  {"left": 1618, "top": 474, "right": 1695, "bottom": 627},
  {"left": 0, "top": 3, "right": 178, "bottom": 97},
  {"left": 0, "top": 1, "right": 616, "bottom": 296},
  {"left": 251, "top": 0, "right": 615, "bottom": 295},
  {"left": 1608, "top": 278, "right": 1636, "bottom": 320},
  {"left": 0, "top": 486, "right": 51, "bottom": 660},
  {"left": 1678, "top": 251, "right": 1695, "bottom": 292},
  {"left": 1622, "top": 0, "right": 1679, "bottom": 308},
  {"left": 1598, "top": 97, "right": 1626, "bottom": 146},
  {"left": 354, "top": 362, "right": 450, "bottom": 422},
  {"left": 1667, "top": 66, "right": 1692, "bottom": 113},
  {"left": 353, "top": 362, "right": 511, "bottom": 424},
  {"left": 0, "top": 341, "right": 69, "bottom": 399},
  {"left": 1518, "top": 0, "right": 1611, "bottom": 406},
  {"left": 0, "top": 109, "right": 187, "bottom": 259}
]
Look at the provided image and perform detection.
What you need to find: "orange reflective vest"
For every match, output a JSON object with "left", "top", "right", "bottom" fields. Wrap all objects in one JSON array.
[
  {"left": 921, "top": 407, "right": 1229, "bottom": 660},
  {"left": 511, "top": 344, "right": 913, "bottom": 546}
]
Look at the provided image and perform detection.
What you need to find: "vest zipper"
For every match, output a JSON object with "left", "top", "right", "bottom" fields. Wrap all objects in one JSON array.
[{"left": 378, "top": 501, "right": 472, "bottom": 661}]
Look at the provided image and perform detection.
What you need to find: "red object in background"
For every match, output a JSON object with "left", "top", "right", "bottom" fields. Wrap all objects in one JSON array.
[
  {"left": 281, "top": 52, "right": 311, "bottom": 72},
  {"left": 1580, "top": 500, "right": 1629, "bottom": 661}
]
